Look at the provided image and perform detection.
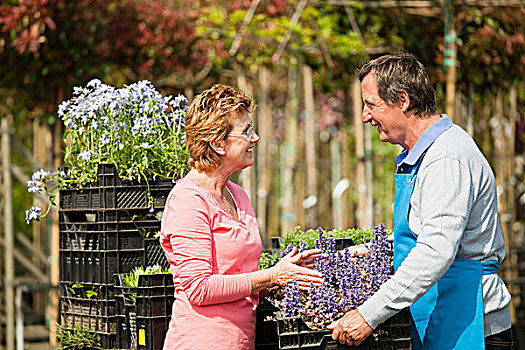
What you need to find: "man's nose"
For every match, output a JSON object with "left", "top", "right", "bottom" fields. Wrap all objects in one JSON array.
[{"left": 361, "top": 109, "right": 372, "bottom": 123}]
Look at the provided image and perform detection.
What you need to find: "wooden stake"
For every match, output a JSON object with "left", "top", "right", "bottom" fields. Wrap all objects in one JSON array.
[
  {"left": 281, "top": 64, "right": 299, "bottom": 233},
  {"left": 256, "top": 66, "right": 271, "bottom": 248},
  {"left": 302, "top": 64, "right": 318, "bottom": 228},
  {"left": 48, "top": 92, "right": 64, "bottom": 345},
  {"left": 353, "top": 77, "right": 367, "bottom": 228},
  {"left": 2, "top": 116, "right": 15, "bottom": 350},
  {"left": 237, "top": 74, "right": 255, "bottom": 202}
]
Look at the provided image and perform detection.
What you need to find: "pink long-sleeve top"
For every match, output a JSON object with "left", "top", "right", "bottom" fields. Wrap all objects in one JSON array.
[{"left": 159, "top": 177, "right": 262, "bottom": 350}]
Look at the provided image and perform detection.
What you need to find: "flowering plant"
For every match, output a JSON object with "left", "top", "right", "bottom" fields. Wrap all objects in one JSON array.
[
  {"left": 268, "top": 224, "right": 392, "bottom": 329},
  {"left": 280, "top": 226, "right": 381, "bottom": 251},
  {"left": 25, "top": 79, "right": 189, "bottom": 223}
]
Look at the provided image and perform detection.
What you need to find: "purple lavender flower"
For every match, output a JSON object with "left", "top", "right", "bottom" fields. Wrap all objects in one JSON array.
[
  {"left": 272, "top": 224, "right": 393, "bottom": 329},
  {"left": 282, "top": 282, "right": 301, "bottom": 316},
  {"left": 297, "top": 240, "right": 308, "bottom": 253}
]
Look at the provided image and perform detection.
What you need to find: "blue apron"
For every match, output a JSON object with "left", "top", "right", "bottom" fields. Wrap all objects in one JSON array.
[{"left": 393, "top": 156, "right": 499, "bottom": 349}]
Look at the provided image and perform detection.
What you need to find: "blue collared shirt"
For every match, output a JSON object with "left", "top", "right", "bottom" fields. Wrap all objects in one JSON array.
[{"left": 395, "top": 114, "right": 453, "bottom": 174}]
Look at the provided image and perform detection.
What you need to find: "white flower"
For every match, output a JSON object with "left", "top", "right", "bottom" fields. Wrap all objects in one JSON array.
[{"left": 77, "top": 150, "right": 93, "bottom": 161}]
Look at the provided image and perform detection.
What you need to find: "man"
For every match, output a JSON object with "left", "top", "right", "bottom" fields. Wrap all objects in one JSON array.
[{"left": 328, "top": 53, "right": 512, "bottom": 349}]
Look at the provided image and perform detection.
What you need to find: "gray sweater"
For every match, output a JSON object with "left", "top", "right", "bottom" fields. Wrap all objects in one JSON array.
[{"left": 358, "top": 123, "right": 512, "bottom": 336}]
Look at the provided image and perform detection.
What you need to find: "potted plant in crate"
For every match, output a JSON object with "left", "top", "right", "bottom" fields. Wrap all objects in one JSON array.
[
  {"left": 25, "top": 78, "right": 189, "bottom": 221},
  {"left": 25, "top": 79, "right": 189, "bottom": 346},
  {"left": 56, "top": 322, "right": 101, "bottom": 349},
  {"left": 266, "top": 224, "right": 411, "bottom": 350}
]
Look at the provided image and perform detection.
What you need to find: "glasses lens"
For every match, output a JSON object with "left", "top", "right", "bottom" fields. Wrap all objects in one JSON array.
[{"left": 246, "top": 124, "right": 254, "bottom": 139}]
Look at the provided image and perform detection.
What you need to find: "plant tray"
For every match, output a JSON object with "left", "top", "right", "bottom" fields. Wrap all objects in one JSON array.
[
  {"left": 60, "top": 296, "right": 117, "bottom": 317},
  {"left": 276, "top": 309, "right": 411, "bottom": 350},
  {"left": 60, "top": 239, "right": 168, "bottom": 284},
  {"left": 59, "top": 164, "right": 174, "bottom": 210},
  {"left": 59, "top": 209, "right": 162, "bottom": 236},
  {"left": 60, "top": 312, "right": 117, "bottom": 334}
]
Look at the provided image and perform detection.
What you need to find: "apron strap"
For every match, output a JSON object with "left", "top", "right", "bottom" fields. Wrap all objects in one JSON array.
[
  {"left": 407, "top": 151, "right": 427, "bottom": 181},
  {"left": 482, "top": 260, "right": 499, "bottom": 275}
]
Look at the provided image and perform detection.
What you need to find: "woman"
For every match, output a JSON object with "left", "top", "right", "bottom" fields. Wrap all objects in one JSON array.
[{"left": 160, "top": 84, "right": 324, "bottom": 350}]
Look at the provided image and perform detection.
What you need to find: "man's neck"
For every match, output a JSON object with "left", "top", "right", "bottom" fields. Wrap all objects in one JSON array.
[{"left": 405, "top": 113, "right": 441, "bottom": 152}]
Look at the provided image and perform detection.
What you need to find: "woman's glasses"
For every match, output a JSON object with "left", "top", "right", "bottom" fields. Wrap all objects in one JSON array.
[{"left": 228, "top": 123, "right": 256, "bottom": 140}]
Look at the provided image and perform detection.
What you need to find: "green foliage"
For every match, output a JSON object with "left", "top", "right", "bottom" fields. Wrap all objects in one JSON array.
[
  {"left": 67, "top": 283, "right": 100, "bottom": 299},
  {"left": 56, "top": 322, "right": 100, "bottom": 350},
  {"left": 456, "top": 7, "right": 525, "bottom": 90},
  {"left": 198, "top": 1, "right": 368, "bottom": 70},
  {"left": 280, "top": 226, "right": 391, "bottom": 250},
  {"left": 258, "top": 251, "right": 280, "bottom": 270},
  {"left": 25, "top": 79, "right": 189, "bottom": 223},
  {"left": 122, "top": 265, "right": 170, "bottom": 304}
]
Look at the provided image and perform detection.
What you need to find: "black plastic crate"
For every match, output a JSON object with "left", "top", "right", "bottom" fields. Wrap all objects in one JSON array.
[
  {"left": 96, "top": 332, "right": 118, "bottom": 350},
  {"left": 60, "top": 250, "right": 142, "bottom": 284},
  {"left": 59, "top": 281, "right": 118, "bottom": 336},
  {"left": 135, "top": 274, "right": 174, "bottom": 317},
  {"left": 144, "top": 239, "right": 170, "bottom": 269},
  {"left": 256, "top": 296, "right": 279, "bottom": 349},
  {"left": 137, "top": 273, "right": 173, "bottom": 289},
  {"left": 59, "top": 224, "right": 162, "bottom": 252},
  {"left": 60, "top": 240, "right": 168, "bottom": 284},
  {"left": 60, "top": 297, "right": 117, "bottom": 317},
  {"left": 60, "top": 187, "right": 102, "bottom": 210},
  {"left": 114, "top": 274, "right": 139, "bottom": 350},
  {"left": 60, "top": 164, "right": 174, "bottom": 210},
  {"left": 276, "top": 309, "right": 411, "bottom": 350},
  {"left": 136, "top": 315, "right": 170, "bottom": 350},
  {"left": 60, "top": 282, "right": 115, "bottom": 300},
  {"left": 272, "top": 237, "right": 356, "bottom": 253},
  {"left": 271, "top": 237, "right": 282, "bottom": 251},
  {"left": 114, "top": 274, "right": 174, "bottom": 350},
  {"left": 59, "top": 230, "right": 145, "bottom": 251},
  {"left": 334, "top": 238, "right": 356, "bottom": 251},
  {"left": 59, "top": 209, "right": 162, "bottom": 234},
  {"left": 136, "top": 294, "right": 174, "bottom": 317},
  {"left": 117, "top": 312, "right": 137, "bottom": 350},
  {"left": 60, "top": 312, "right": 117, "bottom": 335}
]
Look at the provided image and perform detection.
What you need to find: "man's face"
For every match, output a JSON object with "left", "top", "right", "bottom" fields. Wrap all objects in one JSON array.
[{"left": 361, "top": 72, "right": 407, "bottom": 147}]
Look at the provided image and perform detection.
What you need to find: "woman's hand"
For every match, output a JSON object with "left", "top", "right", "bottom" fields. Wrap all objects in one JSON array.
[
  {"left": 269, "top": 247, "right": 324, "bottom": 290},
  {"left": 346, "top": 244, "right": 369, "bottom": 257}
]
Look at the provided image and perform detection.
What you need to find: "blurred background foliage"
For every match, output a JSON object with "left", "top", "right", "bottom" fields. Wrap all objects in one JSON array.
[{"left": 1, "top": 0, "right": 524, "bottom": 236}]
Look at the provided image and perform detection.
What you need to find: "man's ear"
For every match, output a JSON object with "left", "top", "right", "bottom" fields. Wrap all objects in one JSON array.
[
  {"left": 209, "top": 140, "right": 226, "bottom": 156},
  {"left": 399, "top": 90, "right": 411, "bottom": 112}
]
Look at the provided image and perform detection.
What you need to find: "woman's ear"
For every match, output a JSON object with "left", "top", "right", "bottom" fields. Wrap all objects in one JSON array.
[{"left": 209, "top": 140, "right": 226, "bottom": 156}]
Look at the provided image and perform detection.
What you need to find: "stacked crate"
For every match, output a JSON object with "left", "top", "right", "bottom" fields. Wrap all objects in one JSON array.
[
  {"left": 276, "top": 309, "right": 411, "bottom": 350},
  {"left": 114, "top": 274, "right": 139, "bottom": 350},
  {"left": 135, "top": 274, "right": 175, "bottom": 350},
  {"left": 59, "top": 164, "right": 172, "bottom": 348}
]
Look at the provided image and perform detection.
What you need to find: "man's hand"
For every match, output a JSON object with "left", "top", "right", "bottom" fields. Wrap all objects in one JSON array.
[{"left": 327, "top": 309, "right": 373, "bottom": 346}]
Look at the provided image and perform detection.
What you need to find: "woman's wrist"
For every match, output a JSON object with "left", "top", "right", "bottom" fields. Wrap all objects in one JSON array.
[{"left": 249, "top": 268, "right": 275, "bottom": 293}]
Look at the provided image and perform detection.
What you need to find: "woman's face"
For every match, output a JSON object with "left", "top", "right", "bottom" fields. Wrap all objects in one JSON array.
[{"left": 223, "top": 111, "right": 259, "bottom": 171}]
